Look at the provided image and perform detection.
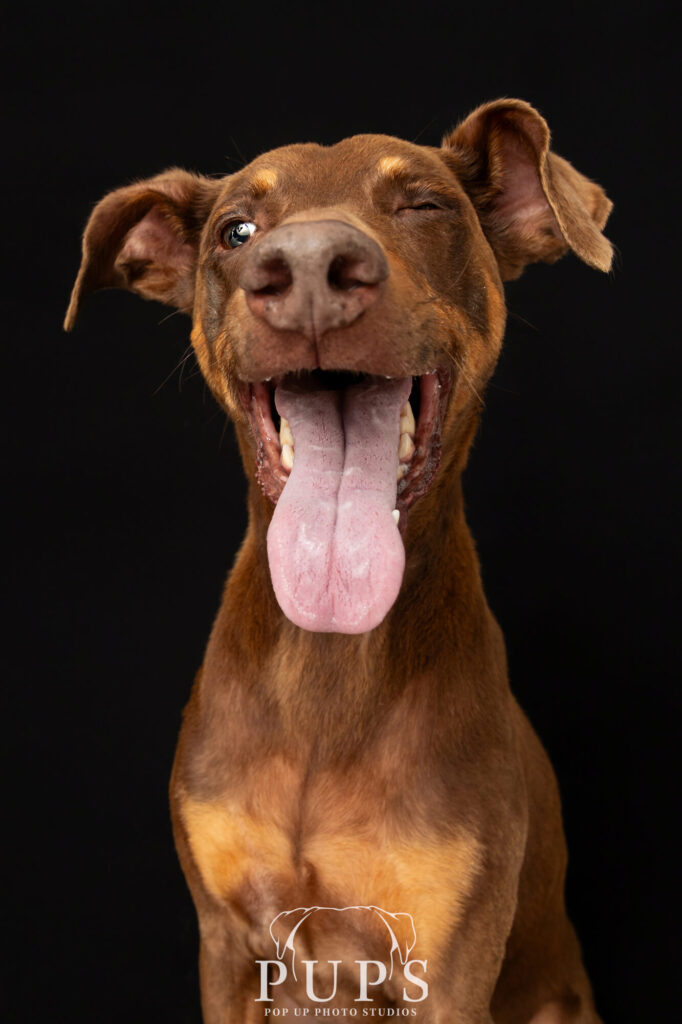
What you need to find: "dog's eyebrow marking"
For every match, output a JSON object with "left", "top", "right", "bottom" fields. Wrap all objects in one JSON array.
[
  {"left": 376, "top": 155, "right": 409, "bottom": 177},
  {"left": 249, "top": 168, "right": 279, "bottom": 196},
  {"left": 373, "top": 158, "right": 460, "bottom": 204}
]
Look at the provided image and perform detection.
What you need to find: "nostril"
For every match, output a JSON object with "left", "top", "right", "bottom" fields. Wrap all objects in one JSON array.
[
  {"left": 328, "top": 255, "right": 368, "bottom": 292},
  {"left": 250, "top": 257, "right": 293, "bottom": 297}
]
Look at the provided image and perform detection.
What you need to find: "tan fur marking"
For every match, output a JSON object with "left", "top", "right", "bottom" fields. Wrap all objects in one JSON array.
[
  {"left": 190, "top": 322, "right": 211, "bottom": 377},
  {"left": 303, "top": 831, "right": 482, "bottom": 963},
  {"left": 182, "top": 787, "right": 481, "bottom": 965},
  {"left": 181, "top": 797, "right": 294, "bottom": 900},
  {"left": 250, "top": 168, "right": 278, "bottom": 193},
  {"left": 377, "top": 155, "right": 409, "bottom": 176}
]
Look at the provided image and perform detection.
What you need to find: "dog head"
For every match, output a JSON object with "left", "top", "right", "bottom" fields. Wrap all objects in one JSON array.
[{"left": 65, "top": 99, "right": 612, "bottom": 634}]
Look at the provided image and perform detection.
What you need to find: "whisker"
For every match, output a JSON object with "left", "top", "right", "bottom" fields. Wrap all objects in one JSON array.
[
  {"left": 451, "top": 349, "right": 485, "bottom": 409},
  {"left": 229, "top": 136, "right": 249, "bottom": 169},
  {"left": 157, "top": 308, "right": 184, "bottom": 326},
  {"left": 152, "top": 345, "right": 195, "bottom": 396},
  {"left": 219, "top": 415, "right": 231, "bottom": 452},
  {"left": 450, "top": 250, "right": 474, "bottom": 289},
  {"left": 507, "top": 310, "right": 540, "bottom": 333},
  {"left": 411, "top": 115, "right": 439, "bottom": 145}
]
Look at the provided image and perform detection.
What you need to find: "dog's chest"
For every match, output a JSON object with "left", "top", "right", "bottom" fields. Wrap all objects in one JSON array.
[{"left": 179, "top": 753, "right": 481, "bottom": 964}]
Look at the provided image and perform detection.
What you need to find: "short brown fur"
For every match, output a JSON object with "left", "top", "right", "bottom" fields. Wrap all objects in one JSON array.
[{"left": 66, "top": 99, "right": 612, "bottom": 1022}]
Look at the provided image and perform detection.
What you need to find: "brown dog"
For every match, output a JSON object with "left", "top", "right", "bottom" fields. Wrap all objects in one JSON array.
[{"left": 65, "top": 99, "right": 612, "bottom": 1023}]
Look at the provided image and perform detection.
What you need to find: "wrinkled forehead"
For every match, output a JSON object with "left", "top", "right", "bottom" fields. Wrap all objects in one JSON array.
[{"left": 215, "top": 134, "right": 456, "bottom": 208}]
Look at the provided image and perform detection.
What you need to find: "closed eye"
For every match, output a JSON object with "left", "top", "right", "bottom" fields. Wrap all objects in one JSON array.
[{"left": 396, "top": 201, "right": 441, "bottom": 213}]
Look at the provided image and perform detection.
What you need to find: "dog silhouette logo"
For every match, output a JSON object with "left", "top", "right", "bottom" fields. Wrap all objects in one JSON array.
[{"left": 268, "top": 904, "right": 417, "bottom": 982}]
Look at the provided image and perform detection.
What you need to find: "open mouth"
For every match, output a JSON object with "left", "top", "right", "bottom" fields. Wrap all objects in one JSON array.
[
  {"left": 240, "top": 366, "right": 452, "bottom": 634},
  {"left": 245, "top": 368, "right": 452, "bottom": 512}
]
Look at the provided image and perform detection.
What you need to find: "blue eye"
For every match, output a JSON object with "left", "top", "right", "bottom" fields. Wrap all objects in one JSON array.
[{"left": 223, "top": 221, "right": 257, "bottom": 248}]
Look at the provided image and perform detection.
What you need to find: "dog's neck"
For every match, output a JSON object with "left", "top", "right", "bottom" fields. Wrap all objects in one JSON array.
[{"left": 202, "top": 437, "right": 509, "bottom": 748}]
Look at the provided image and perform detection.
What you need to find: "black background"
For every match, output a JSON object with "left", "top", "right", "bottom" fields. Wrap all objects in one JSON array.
[{"left": 4, "top": 2, "right": 680, "bottom": 1021}]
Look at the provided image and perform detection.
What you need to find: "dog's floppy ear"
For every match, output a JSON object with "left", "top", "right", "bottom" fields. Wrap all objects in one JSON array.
[
  {"left": 64, "top": 169, "right": 220, "bottom": 330},
  {"left": 442, "top": 99, "right": 613, "bottom": 280}
]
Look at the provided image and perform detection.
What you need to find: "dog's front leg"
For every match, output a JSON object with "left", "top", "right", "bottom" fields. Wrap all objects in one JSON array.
[
  {"left": 408, "top": 996, "right": 495, "bottom": 1024},
  {"left": 414, "top": 972, "right": 498, "bottom": 1024},
  {"left": 198, "top": 935, "right": 264, "bottom": 1024},
  {"left": 170, "top": 789, "right": 261, "bottom": 1023},
  {"left": 413, "top": 966, "right": 499, "bottom": 1024},
  {"left": 412, "top": 852, "right": 523, "bottom": 1024}
]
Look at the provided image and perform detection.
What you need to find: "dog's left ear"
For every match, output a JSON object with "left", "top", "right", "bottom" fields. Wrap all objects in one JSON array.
[
  {"left": 64, "top": 169, "right": 220, "bottom": 330},
  {"left": 442, "top": 99, "right": 613, "bottom": 280}
]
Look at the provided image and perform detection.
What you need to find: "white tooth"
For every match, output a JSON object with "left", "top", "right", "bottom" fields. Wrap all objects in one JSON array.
[
  {"left": 279, "top": 418, "right": 294, "bottom": 448},
  {"left": 399, "top": 402, "right": 415, "bottom": 437},
  {"left": 281, "top": 443, "right": 294, "bottom": 471},
  {"left": 392, "top": 509, "right": 400, "bottom": 525},
  {"left": 398, "top": 433, "right": 415, "bottom": 462},
  {"left": 397, "top": 463, "right": 408, "bottom": 481}
]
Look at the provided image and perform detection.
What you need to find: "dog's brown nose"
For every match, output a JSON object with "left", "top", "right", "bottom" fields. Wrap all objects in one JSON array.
[{"left": 239, "top": 220, "right": 388, "bottom": 337}]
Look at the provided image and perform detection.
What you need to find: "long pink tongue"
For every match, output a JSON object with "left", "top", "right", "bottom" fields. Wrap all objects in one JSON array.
[{"left": 267, "top": 376, "right": 411, "bottom": 633}]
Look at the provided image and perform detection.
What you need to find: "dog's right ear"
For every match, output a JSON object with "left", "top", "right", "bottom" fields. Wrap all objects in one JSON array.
[{"left": 63, "top": 169, "right": 221, "bottom": 330}]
